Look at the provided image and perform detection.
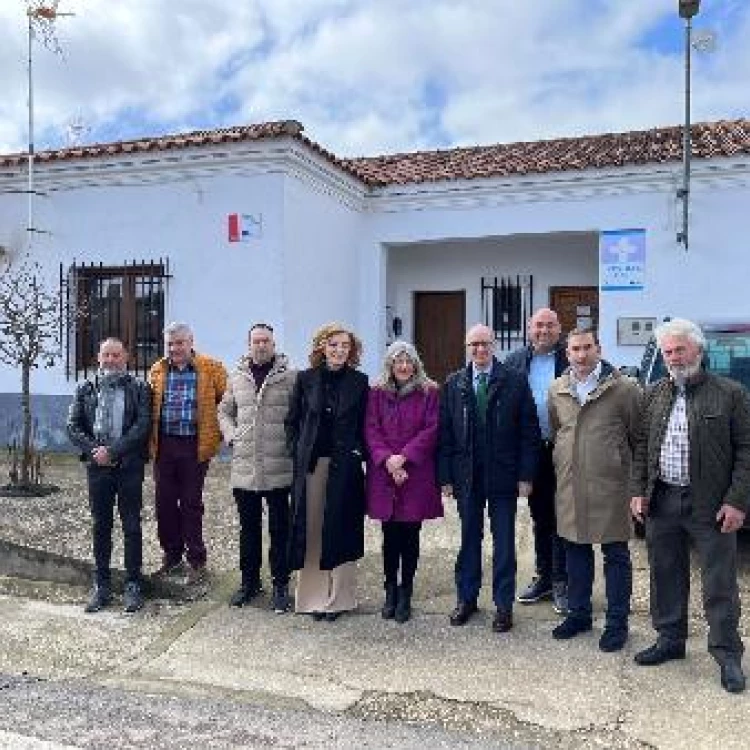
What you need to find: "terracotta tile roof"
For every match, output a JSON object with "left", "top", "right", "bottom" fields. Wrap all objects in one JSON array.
[
  {"left": 1, "top": 118, "right": 748, "bottom": 188},
  {"left": 343, "top": 119, "right": 750, "bottom": 187},
  {"left": 0, "top": 119, "right": 313, "bottom": 168}
]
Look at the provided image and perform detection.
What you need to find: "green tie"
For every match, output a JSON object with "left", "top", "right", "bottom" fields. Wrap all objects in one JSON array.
[{"left": 476, "top": 372, "right": 489, "bottom": 423}]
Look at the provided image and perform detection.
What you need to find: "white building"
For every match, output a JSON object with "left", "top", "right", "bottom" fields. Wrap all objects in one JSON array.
[{"left": 1, "top": 118, "right": 749, "bottom": 447}]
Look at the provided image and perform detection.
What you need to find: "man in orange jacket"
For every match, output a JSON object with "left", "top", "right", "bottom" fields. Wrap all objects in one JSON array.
[{"left": 148, "top": 322, "right": 227, "bottom": 583}]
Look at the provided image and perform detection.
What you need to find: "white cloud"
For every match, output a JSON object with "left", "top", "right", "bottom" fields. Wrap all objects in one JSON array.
[{"left": 0, "top": 0, "right": 747, "bottom": 158}]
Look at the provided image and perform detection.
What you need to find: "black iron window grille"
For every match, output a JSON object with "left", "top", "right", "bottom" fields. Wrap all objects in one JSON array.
[
  {"left": 481, "top": 275, "right": 533, "bottom": 351},
  {"left": 60, "top": 259, "right": 171, "bottom": 380}
]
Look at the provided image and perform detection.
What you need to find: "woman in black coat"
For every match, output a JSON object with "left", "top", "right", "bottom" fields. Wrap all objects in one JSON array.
[{"left": 285, "top": 322, "right": 369, "bottom": 621}]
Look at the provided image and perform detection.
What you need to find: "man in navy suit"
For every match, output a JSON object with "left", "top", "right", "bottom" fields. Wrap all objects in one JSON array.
[{"left": 439, "top": 323, "right": 541, "bottom": 633}]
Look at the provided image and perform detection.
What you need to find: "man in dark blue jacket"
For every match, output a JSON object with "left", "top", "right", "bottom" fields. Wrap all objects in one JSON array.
[
  {"left": 67, "top": 338, "right": 151, "bottom": 614},
  {"left": 439, "top": 323, "right": 540, "bottom": 633},
  {"left": 504, "top": 307, "right": 568, "bottom": 614}
]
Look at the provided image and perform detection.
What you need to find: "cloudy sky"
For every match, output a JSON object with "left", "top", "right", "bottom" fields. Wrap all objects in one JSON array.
[{"left": 1, "top": 0, "right": 747, "bottom": 159}]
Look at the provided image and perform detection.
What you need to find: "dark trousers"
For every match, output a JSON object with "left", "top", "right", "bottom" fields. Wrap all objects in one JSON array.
[
  {"left": 528, "top": 442, "right": 566, "bottom": 584},
  {"left": 455, "top": 488, "right": 517, "bottom": 611},
  {"left": 565, "top": 539, "right": 631, "bottom": 628},
  {"left": 382, "top": 520, "right": 422, "bottom": 588},
  {"left": 233, "top": 487, "right": 291, "bottom": 587},
  {"left": 154, "top": 435, "right": 209, "bottom": 568},
  {"left": 87, "top": 463, "right": 144, "bottom": 587},
  {"left": 646, "top": 482, "right": 743, "bottom": 664}
]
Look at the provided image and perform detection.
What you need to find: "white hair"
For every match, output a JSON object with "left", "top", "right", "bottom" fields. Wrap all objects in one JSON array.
[
  {"left": 164, "top": 321, "right": 193, "bottom": 340},
  {"left": 655, "top": 318, "right": 706, "bottom": 351},
  {"left": 375, "top": 340, "right": 435, "bottom": 391}
]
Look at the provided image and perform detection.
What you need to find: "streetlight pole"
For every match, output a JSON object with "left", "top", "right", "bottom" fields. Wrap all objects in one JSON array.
[{"left": 676, "top": 0, "right": 701, "bottom": 250}]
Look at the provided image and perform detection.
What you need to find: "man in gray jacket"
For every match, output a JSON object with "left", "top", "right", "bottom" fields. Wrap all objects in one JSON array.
[
  {"left": 631, "top": 318, "right": 750, "bottom": 693},
  {"left": 218, "top": 324, "right": 297, "bottom": 613}
]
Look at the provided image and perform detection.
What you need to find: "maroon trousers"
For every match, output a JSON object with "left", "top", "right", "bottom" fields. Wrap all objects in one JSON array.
[{"left": 154, "top": 435, "right": 209, "bottom": 568}]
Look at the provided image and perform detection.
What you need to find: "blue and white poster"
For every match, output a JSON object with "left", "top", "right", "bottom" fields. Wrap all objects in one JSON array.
[{"left": 599, "top": 228, "right": 646, "bottom": 291}]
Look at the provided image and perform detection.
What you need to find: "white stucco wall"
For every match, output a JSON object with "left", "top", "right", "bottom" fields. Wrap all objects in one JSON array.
[
  {"left": 2, "top": 142, "right": 749, "bottom": 398},
  {"left": 281, "top": 172, "right": 365, "bottom": 369},
  {"left": 386, "top": 231, "right": 598, "bottom": 338},
  {"left": 355, "top": 161, "right": 750, "bottom": 370},
  {"left": 0, "top": 158, "right": 287, "bottom": 394}
]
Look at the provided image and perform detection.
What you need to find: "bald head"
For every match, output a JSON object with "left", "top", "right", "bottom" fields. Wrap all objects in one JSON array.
[
  {"left": 98, "top": 338, "right": 127, "bottom": 373},
  {"left": 529, "top": 308, "right": 561, "bottom": 353},
  {"left": 465, "top": 324, "right": 495, "bottom": 368}
]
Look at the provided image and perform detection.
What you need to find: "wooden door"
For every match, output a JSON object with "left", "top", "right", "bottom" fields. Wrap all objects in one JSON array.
[
  {"left": 414, "top": 291, "right": 466, "bottom": 384},
  {"left": 549, "top": 286, "right": 599, "bottom": 336}
]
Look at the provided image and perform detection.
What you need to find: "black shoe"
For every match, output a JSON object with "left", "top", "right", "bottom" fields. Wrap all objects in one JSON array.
[
  {"left": 492, "top": 608, "right": 513, "bottom": 633},
  {"left": 552, "top": 617, "right": 593, "bottom": 640},
  {"left": 599, "top": 627, "right": 628, "bottom": 652},
  {"left": 720, "top": 661, "right": 746, "bottom": 694},
  {"left": 153, "top": 559, "right": 184, "bottom": 578},
  {"left": 186, "top": 564, "right": 208, "bottom": 585},
  {"left": 84, "top": 585, "right": 111, "bottom": 613},
  {"left": 325, "top": 611, "right": 340, "bottom": 622},
  {"left": 633, "top": 641, "right": 686, "bottom": 666},
  {"left": 394, "top": 584, "right": 412, "bottom": 624},
  {"left": 229, "top": 580, "right": 262, "bottom": 607},
  {"left": 272, "top": 584, "right": 290, "bottom": 614},
  {"left": 123, "top": 581, "right": 144, "bottom": 613},
  {"left": 552, "top": 582, "right": 568, "bottom": 616},
  {"left": 381, "top": 583, "right": 397, "bottom": 620},
  {"left": 517, "top": 576, "right": 553, "bottom": 604},
  {"left": 449, "top": 600, "right": 478, "bottom": 626},
  {"left": 311, "top": 612, "right": 325, "bottom": 621}
]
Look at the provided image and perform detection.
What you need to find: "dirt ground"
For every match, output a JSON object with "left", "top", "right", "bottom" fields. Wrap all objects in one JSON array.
[{"left": 1, "top": 453, "right": 749, "bottom": 632}]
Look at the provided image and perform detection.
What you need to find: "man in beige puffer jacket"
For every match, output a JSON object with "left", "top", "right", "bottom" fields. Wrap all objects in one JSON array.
[{"left": 218, "top": 324, "right": 297, "bottom": 612}]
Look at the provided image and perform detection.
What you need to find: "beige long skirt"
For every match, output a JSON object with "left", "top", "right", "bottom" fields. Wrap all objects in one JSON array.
[{"left": 294, "top": 458, "right": 357, "bottom": 614}]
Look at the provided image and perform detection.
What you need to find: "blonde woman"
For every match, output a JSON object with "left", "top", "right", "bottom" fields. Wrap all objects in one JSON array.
[
  {"left": 365, "top": 341, "right": 443, "bottom": 623},
  {"left": 285, "top": 323, "right": 369, "bottom": 621}
]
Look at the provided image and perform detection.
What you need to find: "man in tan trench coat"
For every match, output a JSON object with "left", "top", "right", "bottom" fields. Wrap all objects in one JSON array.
[{"left": 548, "top": 328, "right": 641, "bottom": 652}]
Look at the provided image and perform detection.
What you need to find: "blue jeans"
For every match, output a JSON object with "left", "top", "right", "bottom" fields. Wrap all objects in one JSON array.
[
  {"left": 455, "top": 492, "right": 517, "bottom": 610},
  {"left": 565, "top": 540, "right": 632, "bottom": 629}
]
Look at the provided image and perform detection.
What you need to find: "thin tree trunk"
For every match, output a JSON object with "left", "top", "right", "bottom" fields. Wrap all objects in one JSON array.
[{"left": 21, "top": 362, "right": 32, "bottom": 486}]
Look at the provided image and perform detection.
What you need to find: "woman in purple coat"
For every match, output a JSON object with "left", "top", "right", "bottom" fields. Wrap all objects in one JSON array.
[{"left": 365, "top": 341, "right": 443, "bottom": 623}]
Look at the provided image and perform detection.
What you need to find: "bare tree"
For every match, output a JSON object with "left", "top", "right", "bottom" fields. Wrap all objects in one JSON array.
[{"left": 0, "top": 258, "right": 61, "bottom": 487}]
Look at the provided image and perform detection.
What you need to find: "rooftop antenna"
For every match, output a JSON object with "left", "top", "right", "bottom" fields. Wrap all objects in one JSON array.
[
  {"left": 65, "top": 114, "right": 90, "bottom": 147},
  {"left": 25, "top": 1, "right": 74, "bottom": 248}
]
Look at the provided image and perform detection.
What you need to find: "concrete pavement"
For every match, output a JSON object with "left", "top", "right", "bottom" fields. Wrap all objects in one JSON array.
[{"left": 0, "top": 502, "right": 748, "bottom": 749}]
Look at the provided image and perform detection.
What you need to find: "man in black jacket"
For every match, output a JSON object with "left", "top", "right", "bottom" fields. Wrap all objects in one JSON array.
[
  {"left": 67, "top": 338, "right": 151, "bottom": 613},
  {"left": 439, "top": 323, "right": 540, "bottom": 633},
  {"left": 504, "top": 307, "right": 568, "bottom": 614}
]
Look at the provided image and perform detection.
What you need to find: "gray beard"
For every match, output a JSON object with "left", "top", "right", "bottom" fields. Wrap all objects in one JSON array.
[{"left": 668, "top": 360, "right": 702, "bottom": 386}]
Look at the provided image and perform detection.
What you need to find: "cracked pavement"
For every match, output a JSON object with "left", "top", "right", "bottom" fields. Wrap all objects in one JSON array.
[{"left": 1, "top": 458, "right": 749, "bottom": 748}]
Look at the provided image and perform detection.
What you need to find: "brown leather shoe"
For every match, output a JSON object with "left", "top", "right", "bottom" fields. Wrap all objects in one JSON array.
[
  {"left": 449, "top": 600, "right": 478, "bottom": 626},
  {"left": 492, "top": 608, "right": 513, "bottom": 633}
]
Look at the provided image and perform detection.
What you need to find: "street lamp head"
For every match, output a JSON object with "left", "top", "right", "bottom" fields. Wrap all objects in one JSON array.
[{"left": 678, "top": 0, "right": 701, "bottom": 20}]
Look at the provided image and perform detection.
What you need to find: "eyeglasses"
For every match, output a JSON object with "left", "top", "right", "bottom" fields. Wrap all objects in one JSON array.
[{"left": 467, "top": 341, "right": 494, "bottom": 349}]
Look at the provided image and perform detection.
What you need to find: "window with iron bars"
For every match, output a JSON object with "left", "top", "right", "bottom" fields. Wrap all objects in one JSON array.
[
  {"left": 480, "top": 275, "right": 533, "bottom": 351},
  {"left": 61, "top": 259, "right": 171, "bottom": 380}
]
